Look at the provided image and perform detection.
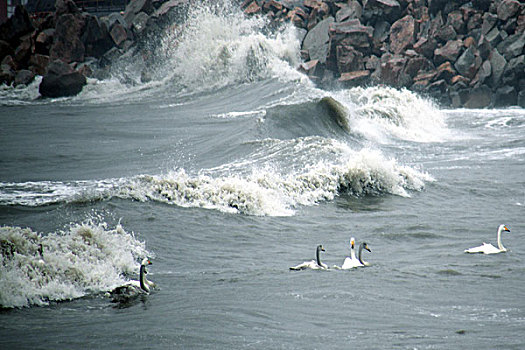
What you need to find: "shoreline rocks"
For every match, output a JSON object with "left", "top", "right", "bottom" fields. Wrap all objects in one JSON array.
[{"left": 1, "top": 0, "right": 524, "bottom": 107}]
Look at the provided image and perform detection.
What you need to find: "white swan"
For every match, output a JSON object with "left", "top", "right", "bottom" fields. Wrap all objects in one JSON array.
[
  {"left": 340, "top": 238, "right": 371, "bottom": 269},
  {"left": 290, "top": 245, "right": 328, "bottom": 270},
  {"left": 465, "top": 224, "right": 511, "bottom": 254},
  {"left": 110, "top": 258, "right": 156, "bottom": 302}
]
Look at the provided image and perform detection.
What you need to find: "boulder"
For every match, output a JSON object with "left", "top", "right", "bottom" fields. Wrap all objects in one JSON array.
[
  {"left": 131, "top": 12, "right": 151, "bottom": 36},
  {"left": 413, "top": 37, "right": 437, "bottom": 59},
  {"left": 124, "top": 0, "right": 154, "bottom": 26},
  {"left": 39, "top": 59, "right": 86, "bottom": 97},
  {"left": 362, "top": 0, "right": 401, "bottom": 24},
  {"left": 435, "top": 61, "right": 457, "bottom": 83},
  {"left": 435, "top": 24, "right": 457, "bottom": 43},
  {"left": 81, "top": 15, "right": 114, "bottom": 58},
  {"left": 50, "top": 13, "right": 86, "bottom": 63},
  {"left": 434, "top": 39, "right": 463, "bottom": 65},
  {"left": 494, "top": 85, "right": 518, "bottom": 106},
  {"left": 28, "top": 54, "right": 50, "bottom": 76},
  {"left": 110, "top": 23, "right": 128, "bottom": 47},
  {"left": 471, "top": 59, "right": 491, "bottom": 86},
  {"left": 489, "top": 49, "right": 507, "bottom": 87},
  {"left": 497, "top": 0, "right": 522, "bottom": 21},
  {"left": 404, "top": 55, "right": 434, "bottom": 78},
  {"left": 302, "top": 17, "right": 334, "bottom": 64},
  {"left": 35, "top": 29, "right": 55, "bottom": 55},
  {"left": 447, "top": 10, "right": 466, "bottom": 35},
  {"left": 464, "top": 85, "right": 492, "bottom": 108},
  {"left": 13, "top": 33, "right": 32, "bottom": 66},
  {"left": 502, "top": 54, "right": 525, "bottom": 86},
  {"left": 338, "top": 70, "right": 370, "bottom": 86},
  {"left": 454, "top": 47, "right": 480, "bottom": 79},
  {"left": 380, "top": 55, "right": 410, "bottom": 86},
  {"left": 0, "top": 40, "right": 14, "bottom": 62},
  {"left": 336, "top": 43, "right": 365, "bottom": 73},
  {"left": 335, "top": 1, "right": 362, "bottom": 23},
  {"left": 0, "top": 64, "right": 15, "bottom": 85},
  {"left": 389, "top": 15, "right": 416, "bottom": 54},
  {"left": 14, "top": 69, "right": 35, "bottom": 86},
  {"left": 330, "top": 20, "right": 374, "bottom": 52},
  {"left": 0, "top": 5, "right": 34, "bottom": 45}
]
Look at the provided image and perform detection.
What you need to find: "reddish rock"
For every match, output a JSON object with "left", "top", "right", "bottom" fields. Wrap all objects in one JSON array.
[
  {"left": 110, "top": 23, "right": 128, "bottom": 47},
  {"left": 404, "top": 55, "right": 434, "bottom": 78},
  {"left": 50, "top": 13, "right": 86, "bottom": 63},
  {"left": 380, "top": 55, "right": 410, "bottom": 86},
  {"left": 454, "top": 47, "right": 481, "bottom": 79},
  {"left": 339, "top": 70, "right": 370, "bottom": 86},
  {"left": 336, "top": 43, "right": 365, "bottom": 73},
  {"left": 330, "top": 20, "right": 374, "bottom": 52},
  {"left": 389, "top": 15, "right": 416, "bottom": 54},
  {"left": 243, "top": 1, "right": 261, "bottom": 16},
  {"left": 435, "top": 61, "right": 456, "bottom": 83},
  {"left": 447, "top": 11, "right": 465, "bottom": 34},
  {"left": 35, "top": 29, "right": 55, "bottom": 55}
]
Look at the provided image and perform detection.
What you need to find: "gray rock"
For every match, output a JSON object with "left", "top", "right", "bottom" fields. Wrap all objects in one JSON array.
[
  {"left": 414, "top": 37, "right": 437, "bottom": 59},
  {"left": 489, "top": 49, "right": 507, "bottom": 87},
  {"left": 124, "top": 0, "right": 154, "bottom": 26},
  {"left": 131, "top": 12, "right": 151, "bottom": 36},
  {"left": 110, "top": 23, "right": 128, "bottom": 47},
  {"left": 82, "top": 15, "right": 114, "bottom": 58},
  {"left": 363, "top": 0, "right": 401, "bottom": 23},
  {"left": 497, "top": 0, "right": 522, "bottom": 21},
  {"left": 494, "top": 85, "right": 517, "bottom": 106},
  {"left": 14, "top": 69, "right": 35, "bottom": 86},
  {"left": 302, "top": 17, "right": 334, "bottom": 64},
  {"left": 0, "top": 63, "right": 15, "bottom": 85},
  {"left": 0, "top": 5, "right": 34, "bottom": 44},
  {"left": 434, "top": 40, "right": 463, "bottom": 65},
  {"left": 454, "top": 47, "right": 479, "bottom": 79},
  {"left": 464, "top": 85, "right": 492, "bottom": 108},
  {"left": 39, "top": 60, "right": 86, "bottom": 97},
  {"left": 335, "top": 1, "right": 362, "bottom": 23},
  {"left": 28, "top": 54, "right": 50, "bottom": 76}
]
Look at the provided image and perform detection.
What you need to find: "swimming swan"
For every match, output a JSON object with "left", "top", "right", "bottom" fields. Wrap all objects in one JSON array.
[
  {"left": 110, "top": 258, "right": 156, "bottom": 302},
  {"left": 340, "top": 238, "right": 371, "bottom": 269},
  {"left": 464, "top": 224, "right": 511, "bottom": 254},
  {"left": 290, "top": 245, "right": 328, "bottom": 270}
]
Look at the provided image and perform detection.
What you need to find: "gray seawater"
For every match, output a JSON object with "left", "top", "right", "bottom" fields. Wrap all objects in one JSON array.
[{"left": 1, "top": 4, "right": 524, "bottom": 349}]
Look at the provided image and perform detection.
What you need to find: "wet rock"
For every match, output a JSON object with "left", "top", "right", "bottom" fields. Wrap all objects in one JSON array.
[
  {"left": 124, "top": 0, "right": 154, "bottom": 26},
  {"left": 110, "top": 23, "right": 128, "bottom": 48},
  {"left": 131, "top": 12, "right": 151, "bottom": 36},
  {"left": 302, "top": 17, "right": 334, "bottom": 64},
  {"left": 502, "top": 54, "right": 525, "bottom": 86},
  {"left": 81, "top": 15, "right": 114, "bottom": 58},
  {"left": 0, "top": 63, "right": 16, "bottom": 85},
  {"left": 13, "top": 34, "right": 33, "bottom": 66},
  {"left": 330, "top": 19, "right": 374, "bottom": 54},
  {"left": 414, "top": 37, "right": 437, "bottom": 59},
  {"left": 336, "top": 44, "right": 365, "bottom": 73},
  {"left": 404, "top": 55, "right": 434, "bottom": 78},
  {"left": 389, "top": 15, "right": 416, "bottom": 55},
  {"left": 435, "top": 61, "right": 457, "bottom": 83},
  {"left": 339, "top": 70, "right": 370, "bottom": 87},
  {"left": 494, "top": 85, "right": 518, "bottom": 106},
  {"left": 380, "top": 55, "right": 410, "bottom": 87},
  {"left": 14, "top": 69, "right": 35, "bottom": 86},
  {"left": 464, "top": 84, "right": 492, "bottom": 108},
  {"left": 39, "top": 59, "right": 86, "bottom": 97}
]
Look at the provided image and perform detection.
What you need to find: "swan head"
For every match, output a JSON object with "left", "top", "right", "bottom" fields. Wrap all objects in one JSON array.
[
  {"left": 362, "top": 242, "right": 371, "bottom": 252},
  {"left": 317, "top": 245, "right": 325, "bottom": 252},
  {"left": 350, "top": 237, "right": 355, "bottom": 249},
  {"left": 500, "top": 225, "right": 510, "bottom": 233},
  {"left": 141, "top": 258, "right": 152, "bottom": 267}
]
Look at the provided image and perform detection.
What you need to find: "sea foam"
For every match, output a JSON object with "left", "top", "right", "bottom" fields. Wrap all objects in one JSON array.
[{"left": 0, "top": 220, "right": 149, "bottom": 308}]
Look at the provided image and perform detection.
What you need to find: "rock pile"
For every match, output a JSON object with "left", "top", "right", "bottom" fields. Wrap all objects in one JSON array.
[
  {"left": 1, "top": 0, "right": 523, "bottom": 106},
  {"left": 243, "top": 0, "right": 525, "bottom": 107},
  {"left": 0, "top": 0, "right": 189, "bottom": 97}
]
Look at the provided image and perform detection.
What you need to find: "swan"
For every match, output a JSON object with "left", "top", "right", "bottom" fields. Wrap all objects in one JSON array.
[
  {"left": 290, "top": 245, "right": 328, "bottom": 270},
  {"left": 340, "top": 238, "right": 371, "bottom": 269},
  {"left": 110, "top": 258, "right": 156, "bottom": 302},
  {"left": 465, "top": 224, "right": 511, "bottom": 254}
]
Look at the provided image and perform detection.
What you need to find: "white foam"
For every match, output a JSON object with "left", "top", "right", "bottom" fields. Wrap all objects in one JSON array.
[
  {"left": 334, "top": 86, "right": 450, "bottom": 143},
  {"left": 0, "top": 220, "right": 150, "bottom": 308}
]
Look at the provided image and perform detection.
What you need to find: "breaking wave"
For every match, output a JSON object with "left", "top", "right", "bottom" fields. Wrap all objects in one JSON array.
[
  {"left": 0, "top": 220, "right": 150, "bottom": 308},
  {"left": 0, "top": 138, "right": 433, "bottom": 216}
]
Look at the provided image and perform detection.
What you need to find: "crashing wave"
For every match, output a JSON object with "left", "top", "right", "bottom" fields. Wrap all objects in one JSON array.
[{"left": 0, "top": 220, "right": 149, "bottom": 308}]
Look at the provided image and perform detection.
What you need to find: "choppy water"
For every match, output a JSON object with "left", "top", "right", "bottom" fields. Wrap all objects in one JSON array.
[{"left": 1, "top": 3, "right": 524, "bottom": 349}]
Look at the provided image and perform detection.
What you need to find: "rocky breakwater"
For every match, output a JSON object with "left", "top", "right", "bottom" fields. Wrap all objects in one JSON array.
[
  {"left": 243, "top": 0, "right": 525, "bottom": 108},
  {"left": 0, "top": 0, "right": 189, "bottom": 98}
]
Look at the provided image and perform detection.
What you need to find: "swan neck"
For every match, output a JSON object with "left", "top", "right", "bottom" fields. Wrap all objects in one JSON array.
[
  {"left": 139, "top": 265, "right": 150, "bottom": 292},
  {"left": 316, "top": 249, "right": 322, "bottom": 266},
  {"left": 497, "top": 226, "right": 505, "bottom": 251},
  {"left": 358, "top": 244, "right": 364, "bottom": 265}
]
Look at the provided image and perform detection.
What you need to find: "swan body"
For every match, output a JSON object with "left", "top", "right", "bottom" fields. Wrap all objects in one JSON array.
[
  {"left": 290, "top": 245, "right": 328, "bottom": 270},
  {"left": 465, "top": 224, "right": 510, "bottom": 254},
  {"left": 340, "top": 238, "right": 371, "bottom": 269},
  {"left": 110, "top": 258, "right": 156, "bottom": 302}
]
